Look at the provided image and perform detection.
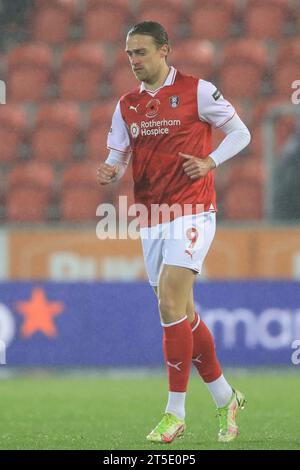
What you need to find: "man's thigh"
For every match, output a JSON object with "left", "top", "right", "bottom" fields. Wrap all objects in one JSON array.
[
  {"left": 140, "top": 224, "right": 164, "bottom": 287},
  {"left": 162, "top": 211, "right": 216, "bottom": 274}
]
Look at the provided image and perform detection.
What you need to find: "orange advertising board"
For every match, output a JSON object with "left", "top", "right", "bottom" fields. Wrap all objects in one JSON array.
[{"left": 5, "top": 226, "right": 300, "bottom": 280}]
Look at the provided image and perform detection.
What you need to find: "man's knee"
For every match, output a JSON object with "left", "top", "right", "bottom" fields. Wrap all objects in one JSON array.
[{"left": 158, "top": 296, "right": 179, "bottom": 321}]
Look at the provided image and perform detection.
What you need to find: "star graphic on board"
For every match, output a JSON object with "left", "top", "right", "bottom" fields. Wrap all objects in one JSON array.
[{"left": 15, "top": 288, "right": 64, "bottom": 338}]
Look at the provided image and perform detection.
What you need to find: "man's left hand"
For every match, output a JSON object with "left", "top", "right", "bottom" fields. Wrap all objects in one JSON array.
[{"left": 178, "top": 152, "right": 216, "bottom": 179}]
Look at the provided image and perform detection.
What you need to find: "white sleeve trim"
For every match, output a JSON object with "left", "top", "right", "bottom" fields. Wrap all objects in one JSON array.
[
  {"left": 105, "top": 149, "right": 131, "bottom": 181},
  {"left": 209, "top": 114, "right": 251, "bottom": 167}
]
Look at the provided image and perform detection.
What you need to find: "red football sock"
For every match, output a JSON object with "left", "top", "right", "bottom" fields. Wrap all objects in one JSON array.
[
  {"left": 162, "top": 316, "right": 193, "bottom": 393},
  {"left": 191, "top": 312, "right": 222, "bottom": 383}
]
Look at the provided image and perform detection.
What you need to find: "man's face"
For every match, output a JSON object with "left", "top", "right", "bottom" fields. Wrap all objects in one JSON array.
[{"left": 125, "top": 34, "right": 168, "bottom": 83}]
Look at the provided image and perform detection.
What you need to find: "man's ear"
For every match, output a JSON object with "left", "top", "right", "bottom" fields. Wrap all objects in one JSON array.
[{"left": 160, "top": 44, "right": 170, "bottom": 58}]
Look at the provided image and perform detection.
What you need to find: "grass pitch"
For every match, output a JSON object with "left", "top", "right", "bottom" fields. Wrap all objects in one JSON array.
[{"left": 0, "top": 369, "right": 299, "bottom": 450}]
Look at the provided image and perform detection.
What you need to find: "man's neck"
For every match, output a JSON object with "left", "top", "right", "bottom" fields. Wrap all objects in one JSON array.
[{"left": 143, "top": 65, "right": 171, "bottom": 91}]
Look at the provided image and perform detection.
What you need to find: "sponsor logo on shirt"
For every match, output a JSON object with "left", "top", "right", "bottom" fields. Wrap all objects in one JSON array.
[
  {"left": 130, "top": 119, "right": 181, "bottom": 138},
  {"left": 169, "top": 95, "right": 180, "bottom": 108},
  {"left": 130, "top": 122, "right": 140, "bottom": 138}
]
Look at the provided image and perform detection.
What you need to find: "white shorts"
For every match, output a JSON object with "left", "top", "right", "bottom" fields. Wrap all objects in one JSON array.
[{"left": 140, "top": 211, "right": 216, "bottom": 286}]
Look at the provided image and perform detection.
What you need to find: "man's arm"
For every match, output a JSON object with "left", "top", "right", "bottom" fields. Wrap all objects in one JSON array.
[
  {"left": 209, "top": 113, "right": 251, "bottom": 167},
  {"left": 179, "top": 80, "right": 251, "bottom": 180},
  {"left": 97, "top": 100, "right": 132, "bottom": 186},
  {"left": 97, "top": 149, "right": 131, "bottom": 185}
]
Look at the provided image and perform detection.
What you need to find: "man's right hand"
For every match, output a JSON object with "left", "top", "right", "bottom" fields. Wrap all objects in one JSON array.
[{"left": 97, "top": 163, "right": 119, "bottom": 185}]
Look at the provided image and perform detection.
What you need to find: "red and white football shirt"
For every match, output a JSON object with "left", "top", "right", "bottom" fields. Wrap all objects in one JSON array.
[{"left": 107, "top": 66, "right": 235, "bottom": 225}]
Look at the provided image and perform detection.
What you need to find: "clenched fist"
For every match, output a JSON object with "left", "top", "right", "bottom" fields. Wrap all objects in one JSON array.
[{"left": 97, "top": 163, "right": 119, "bottom": 185}]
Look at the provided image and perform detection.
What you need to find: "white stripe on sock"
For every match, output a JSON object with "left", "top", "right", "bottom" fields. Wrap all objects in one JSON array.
[
  {"left": 191, "top": 313, "right": 201, "bottom": 332},
  {"left": 161, "top": 315, "right": 187, "bottom": 328}
]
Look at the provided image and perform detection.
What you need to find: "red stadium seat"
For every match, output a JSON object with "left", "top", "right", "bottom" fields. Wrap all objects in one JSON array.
[
  {"left": 32, "top": 102, "right": 81, "bottom": 163},
  {"left": 7, "top": 187, "right": 49, "bottom": 221},
  {"left": 138, "top": 0, "right": 185, "bottom": 13},
  {"left": 86, "top": 101, "right": 118, "bottom": 160},
  {"left": 136, "top": 6, "right": 181, "bottom": 40},
  {"left": 9, "top": 161, "right": 54, "bottom": 197},
  {"left": 252, "top": 96, "right": 297, "bottom": 152},
  {"left": 0, "top": 104, "right": 27, "bottom": 162},
  {"left": 31, "top": 0, "right": 77, "bottom": 44},
  {"left": 110, "top": 64, "right": 140, "bottom": 98},
  {"left": 243, "top": 0, "right": 290, "bottom": 40},
  {"left": 85, "top": 0, "right": 129, "bottom": 9},
  {"left": 62, "top": 161, "right": 99, "bottom": 187},
  {"left": 86, "top": 124, "right": 110, "bottom": 161},
  {"left": 89, "top": 100, "right": 117, "bottom": 127},
  {"left": 170, "top": 40, "right": 215, "bottom": 80},
  {"left": 223, "top": 180, "right": 264, "bottom": 220},
  {"left": 60, "top": 161, "right": 107, "bottom": 221},
  {"left": 274, "top": 40, "right": 300, "bottom": 96},
  {"left": 223, "top": 161, "right": 265, "bottom": 220},
  {"left": 59, "top": 43, "right": 105, "bottom": 101},
  {"left": 190, "top": 0, "right": 236, "bottom": 41},
  {"left": 218, "top": 40, "right": 267, "bottom": 99},
  {"left": 7, "top": 44, "right": 53, "bottom": 102},
  {"left": 60, "top": 186, "right": 105, "bottom": 221},
  {"left": 84, "top": 3, "right": 129, "bottom": 42}
]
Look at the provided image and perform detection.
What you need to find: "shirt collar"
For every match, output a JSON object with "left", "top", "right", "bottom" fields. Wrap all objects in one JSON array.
[{"left": 139, "top": 66, "right": 177, "bottom": 94}]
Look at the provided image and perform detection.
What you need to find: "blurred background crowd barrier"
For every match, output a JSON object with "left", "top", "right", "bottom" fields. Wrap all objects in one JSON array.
[{"left": 0, "top": 0, "right": 300, "bottom": 368}]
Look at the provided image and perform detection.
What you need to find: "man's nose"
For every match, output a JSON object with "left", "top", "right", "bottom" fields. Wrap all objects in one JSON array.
[{"left": 131, "top": 56, "right": 140, "bottom": 66}]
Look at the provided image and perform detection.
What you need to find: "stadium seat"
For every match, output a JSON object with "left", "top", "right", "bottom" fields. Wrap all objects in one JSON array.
[
  {"left": 218, "top": 40, "right": 267, "bottom": 99},
  {"left": 9, "top": 161, "right": 54, "bottom": 197},
  {"left": 137, "top": 0, "right": 185, "bottom": 12},
  {"left": 86, "top": 123, "right": 110, "bottom": 161},
  {"left": 110, "top": 64, "right": 140, "bottom": 98},
  {"left": 222, "top": 159, "right": 265, "bottom": 220},
  {"left": 32, "top": 102, "right": 81, "bottom": 163},
  {"left": 243, "top": 0, "right": 290, "bottom": 40},
  {"left": 7, "top": 44, "right": 53, "bottom": 102},
  {"left": 89, "top": 100, "right": 117, "bottom": 127},
  {"left": 86, "top": 101, "right": 117, "bottom": 160},
  {"left": 252, "top": 96, "right": 297, "bottom": 151},
  {"left": 6, "top": 187, "right": 49, "bottom": 221},
  {"left": 190, "top": 0, "right": 236, "bottom": 41},
  {"left": 274, "top": 40, "right": 300, "bottom": 96},
  {"left": 83, "top": 2, "right": 129, "bottom": 43},
  {"left": 0, "top": 104, "right": 27, "bottom": 162},
  {"left": 60, "top": 186, "right": 105, "bottom": 221},
  {"left": 170, "top": 40, "right": 215, "bottom": 80},
  {"left": 7, "top": 161, "right": 54, "bottom": 222},
  {"left": 223, "top": 179, "right": 264, "bottom": 220},
  {"left": 135, "top": 5, "right": 181, "bottom": 40},
  {"left": 58, "top": 43, "right": 105, "bottom": 101},
  {"left": 60, "top": 161, "right": 107, "bottom": 221},
  {"left": 62, "top": 161, "right": 99, "bottom": 188},
  {"left": 31, "top": 0, "right": 77, "bottom": 44}
]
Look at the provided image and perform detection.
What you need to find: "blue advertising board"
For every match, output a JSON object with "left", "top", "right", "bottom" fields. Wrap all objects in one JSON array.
[{"left": 0, "top": 282, "right": 299, "bottom": 367}]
